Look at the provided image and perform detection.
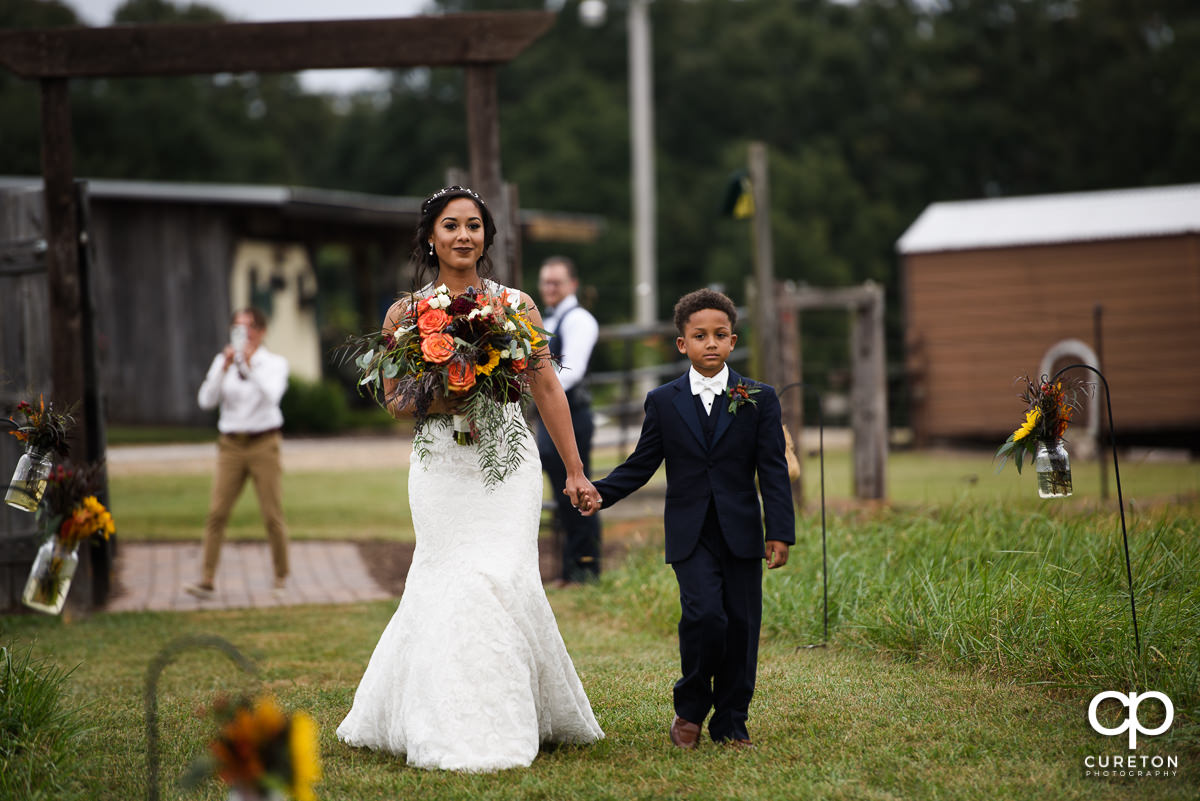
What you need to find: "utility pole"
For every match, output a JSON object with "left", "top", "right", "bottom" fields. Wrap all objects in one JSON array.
[{"left": 629, "top": 0, "right": 657, "bottom": 330}]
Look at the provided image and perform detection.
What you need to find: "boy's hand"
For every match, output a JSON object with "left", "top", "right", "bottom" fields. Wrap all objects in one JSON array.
[
  {"left": 765, "top": 541, "right": 789, "bottom": 569},
  {"left": 565, "top": 478, "right": 602, "bottom": 517}
]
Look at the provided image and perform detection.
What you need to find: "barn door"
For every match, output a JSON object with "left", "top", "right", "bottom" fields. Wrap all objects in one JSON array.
[{"left": 0, "top": 187, "right": 53, "bottom": 608}]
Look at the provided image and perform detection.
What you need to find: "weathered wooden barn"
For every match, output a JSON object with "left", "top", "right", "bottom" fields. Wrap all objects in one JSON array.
[
  {"left": 0, "top": 177, "right": 600, "bottom": 428},
  {"left": 897, "top": 183, "right": 1200, "bottom": 450}
]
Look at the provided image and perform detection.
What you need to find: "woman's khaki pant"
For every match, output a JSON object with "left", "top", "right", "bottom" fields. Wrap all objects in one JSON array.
[{"left": 201, "top": 431, "right": 289, "bottom": 585}]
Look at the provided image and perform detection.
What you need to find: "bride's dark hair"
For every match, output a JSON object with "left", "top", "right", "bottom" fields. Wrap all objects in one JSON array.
[{"left": 411, "top": 186, "right": 497, "bottom": 290}]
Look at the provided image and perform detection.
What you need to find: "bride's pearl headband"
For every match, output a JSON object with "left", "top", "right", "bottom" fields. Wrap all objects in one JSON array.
[{"left": 422, "top": 185, "right": 486, "bottom": 215}]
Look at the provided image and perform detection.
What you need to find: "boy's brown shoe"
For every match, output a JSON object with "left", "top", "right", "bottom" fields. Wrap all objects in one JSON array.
[{"left": 669, "top": 716, "right": 701, "bottom": 749}]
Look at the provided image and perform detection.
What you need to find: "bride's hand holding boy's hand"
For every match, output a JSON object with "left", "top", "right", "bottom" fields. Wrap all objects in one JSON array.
[{"left": 564, "top": 477, "right": 602, "bottom": 517}]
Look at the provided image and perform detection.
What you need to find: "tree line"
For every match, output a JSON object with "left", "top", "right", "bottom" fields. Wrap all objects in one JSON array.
[{"left": 3, "top": 0, "right": 1198, "bottom": 396}]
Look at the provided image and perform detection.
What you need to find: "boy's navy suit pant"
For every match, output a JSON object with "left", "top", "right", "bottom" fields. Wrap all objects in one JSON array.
[{"left": 671, "top": 498, "right": 762, "bottom": 742}]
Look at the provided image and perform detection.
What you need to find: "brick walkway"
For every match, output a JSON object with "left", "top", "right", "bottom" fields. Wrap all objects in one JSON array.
[{"left": 105, "top": 541, "right": 393, "bottom": 613}]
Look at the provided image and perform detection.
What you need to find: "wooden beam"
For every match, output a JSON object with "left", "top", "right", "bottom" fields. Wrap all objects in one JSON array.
[
  {"left": 465, "top": 64, "right": 511, "bottom": 286},
  {"left": 0, "top": 12, "right": 555, "bottom": 78}
]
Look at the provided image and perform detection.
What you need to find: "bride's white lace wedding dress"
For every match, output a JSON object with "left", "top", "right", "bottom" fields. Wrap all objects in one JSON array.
[{"left": 336, "top": 298, "right": 603, "bottom": 771}]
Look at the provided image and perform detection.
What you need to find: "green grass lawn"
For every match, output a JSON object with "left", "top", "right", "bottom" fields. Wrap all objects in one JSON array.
[
  {"left": 3, "top": 489, "right": 1198, "bottom": 800},
  {"left": 25, "top": 444, "right": 1196, "bottom": 798},
  {"left": 107, "top": 443, "right": 1200, "bottom": 542},
  {"left": 3, "top": 587, "right": 1195, "bottom": 801}
]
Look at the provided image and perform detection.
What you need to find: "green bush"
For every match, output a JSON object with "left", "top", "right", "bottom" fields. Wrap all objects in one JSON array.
[
  {"left": 0, "top": 644, "right": 88, "bottom": 800},
  {"left": 280, "top": 377, "right": 350, "bottom": 434}
]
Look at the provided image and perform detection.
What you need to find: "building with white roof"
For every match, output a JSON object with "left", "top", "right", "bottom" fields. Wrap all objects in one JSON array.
[{"left": 897, "top": 183, "right": 1200, "bottom": 448}]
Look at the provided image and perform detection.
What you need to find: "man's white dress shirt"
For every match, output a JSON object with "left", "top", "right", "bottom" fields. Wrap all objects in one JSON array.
[
  {"left": 197, "top": 346, "right": 289, "bottom": 434},
  {"left": 545, "top": 294, "right": 599, "bottom": 393}
]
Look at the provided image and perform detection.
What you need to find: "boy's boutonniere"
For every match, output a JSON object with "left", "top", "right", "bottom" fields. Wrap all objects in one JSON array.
[{"left": 726, "top": 381, "right": 761, "bottom": 415}]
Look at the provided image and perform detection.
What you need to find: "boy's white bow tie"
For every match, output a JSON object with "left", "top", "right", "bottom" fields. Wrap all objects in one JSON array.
[{"left": 691, "top": 375, "right": 726, "bottom": 396}]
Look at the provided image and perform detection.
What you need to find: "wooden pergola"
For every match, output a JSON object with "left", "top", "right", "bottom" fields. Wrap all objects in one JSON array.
[
  {"left": 0, "top": 11, "right": 554, "bottom": 462},
  {"left": 0, "top": 13, "right": 552, "bottom": 612}
]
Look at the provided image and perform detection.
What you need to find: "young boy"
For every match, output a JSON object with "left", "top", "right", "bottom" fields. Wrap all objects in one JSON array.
[{"left": 592, "top": 288, "right": 795, "bottom": 748}]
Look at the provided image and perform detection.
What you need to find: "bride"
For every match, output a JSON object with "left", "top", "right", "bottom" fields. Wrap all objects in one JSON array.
[{"left": 336, "top": 186, "right": 604, "bottom": 771}]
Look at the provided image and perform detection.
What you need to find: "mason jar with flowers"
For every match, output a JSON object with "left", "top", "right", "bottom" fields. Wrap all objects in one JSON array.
[
  {"left": 995, "top": 374, "right": 1090, "bottom": 498},
  {"left": 183, "top": 693, "right": 320, "bottom": 801},
  {"left": 5, "top": 397, "right": 74, "bottom": 512},
  {"left": 22, "top": 461, "right": 114, "bottom": 614}
]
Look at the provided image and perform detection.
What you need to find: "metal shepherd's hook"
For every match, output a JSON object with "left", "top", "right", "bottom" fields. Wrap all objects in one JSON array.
[
  {"left": 1050, "top": 363, "right": 1140, "bottom": 656},
  {"left": 145, "top": 634, "right": 258, "bottom": 801},
  {"left": 779, "top": 382, "right": 828, "bottom": 649}
]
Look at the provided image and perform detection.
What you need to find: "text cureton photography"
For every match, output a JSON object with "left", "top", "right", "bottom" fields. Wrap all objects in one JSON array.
[{"left": 1083, "top": 690, "right": 1181, "bottom": 780}]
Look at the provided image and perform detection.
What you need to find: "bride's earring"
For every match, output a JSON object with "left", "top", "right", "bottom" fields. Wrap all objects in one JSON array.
[{"left": 428, "top": 242, "right": 434, "bottom": 257}]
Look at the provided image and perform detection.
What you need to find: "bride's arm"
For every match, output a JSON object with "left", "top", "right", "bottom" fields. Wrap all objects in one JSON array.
[{"left": 522, "top": 292, "right": 601, "bottom": 514}]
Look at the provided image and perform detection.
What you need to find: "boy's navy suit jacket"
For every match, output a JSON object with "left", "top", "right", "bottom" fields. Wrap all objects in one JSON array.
[{"left": 593, "top": 369, "right": 796, "bottom": 563}]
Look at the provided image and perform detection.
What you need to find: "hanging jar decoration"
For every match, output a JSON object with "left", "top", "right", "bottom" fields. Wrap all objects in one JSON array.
[
  {"left": 21, "top": 535, "right": 80, "bottom": 615},
  {"left": 5, "top": 448, "right": 55, "bottom": 512},
  {"left": 1035, "top": 439, "right": 1073, "bottom": 498}
]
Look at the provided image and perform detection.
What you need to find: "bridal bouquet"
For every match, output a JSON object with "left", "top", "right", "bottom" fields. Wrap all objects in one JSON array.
[
  {"left": 183, "top": 694, "right": 320, "bottom": 801},
  {"left": 349, "top": 283, "right": 550, "bottom": 486}
]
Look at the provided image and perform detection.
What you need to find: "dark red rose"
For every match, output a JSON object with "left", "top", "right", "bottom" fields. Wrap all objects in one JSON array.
[{"left": 447, "top": 294, "right": 477, "bottom": 316}]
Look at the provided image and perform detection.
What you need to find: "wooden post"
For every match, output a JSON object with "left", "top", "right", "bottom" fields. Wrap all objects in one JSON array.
[
  {"left": 748, "top": 142, "right": 779, "bottom": 387},
  {"left": 778, "top": 282, "right": 804, "bottom": 507},
  {"left": 850, "top": 282, "right": 887, "bottom": 499},
  {"left": 504, "top": 182, "right": 522, "bottom": 289},
  {"left": 75, "top": 183, "right": 114, "bottom": 607},
  {"left": 39, "top": 78, "right": 87, "bottom": 458},
  {"left": 465, "top": 65, "right": 512, "bottom": 287},
  {"left": 40, "top": 78, "right": 102, "bottom": 613}
]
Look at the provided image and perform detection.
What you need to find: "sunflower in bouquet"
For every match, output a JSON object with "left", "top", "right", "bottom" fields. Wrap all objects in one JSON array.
[{"left": 350, "top": 283, "right": 550, "bottom": 485}]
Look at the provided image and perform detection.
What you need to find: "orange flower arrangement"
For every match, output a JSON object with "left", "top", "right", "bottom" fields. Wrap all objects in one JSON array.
[{"left": 995, "top": 374, "right": 1090, "bottom": 473}]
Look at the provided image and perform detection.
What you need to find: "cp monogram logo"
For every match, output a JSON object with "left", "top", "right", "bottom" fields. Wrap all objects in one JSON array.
[{"left": 1087, "top": 691, "right": 1174, "bottom": 750}]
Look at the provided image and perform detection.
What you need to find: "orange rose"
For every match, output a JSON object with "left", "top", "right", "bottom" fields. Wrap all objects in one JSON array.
[
  {"left": 419, "top": 332, "right": 455, "bottom": 364},
  {"left": 416, "top": 297, "right": 432, "bottom": 315},
  {"left": 417, "top": 307, "right": 450, "bottom": 335},
  {"left": 447, "top": 359, "right": 477, "bottom": 394},
  {"left": 511, "top": 357, "right": 527, "bottom": 372}
]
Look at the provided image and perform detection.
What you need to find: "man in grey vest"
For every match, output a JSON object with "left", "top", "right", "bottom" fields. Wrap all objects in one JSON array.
[{"left": 536, "top": 256, "right": 602, "bottom": 585}]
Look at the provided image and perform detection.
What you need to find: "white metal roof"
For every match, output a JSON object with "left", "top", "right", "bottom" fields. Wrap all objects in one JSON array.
[{"left": 896, "top": 183, "right": 1200, "bottom": 254}]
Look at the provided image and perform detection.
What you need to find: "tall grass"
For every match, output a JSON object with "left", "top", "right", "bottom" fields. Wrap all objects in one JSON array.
[
  {"left": 0, "top": 644, "right": 89, "bottom": 800},
  {"left": 578, "top": 501, "right": 1200, "bottom": 752}
]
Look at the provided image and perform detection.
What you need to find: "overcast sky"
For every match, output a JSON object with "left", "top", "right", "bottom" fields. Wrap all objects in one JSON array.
[{"left": 67, "top": 0, "right": 433, "bottom": 93}]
